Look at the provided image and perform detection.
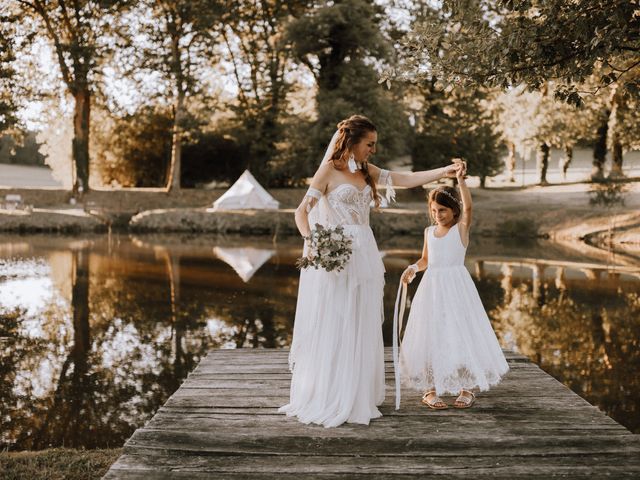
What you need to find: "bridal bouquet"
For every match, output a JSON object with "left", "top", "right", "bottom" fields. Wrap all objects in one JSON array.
[{"left": 297, "top": 223, "right": 353, "bottom": 273}]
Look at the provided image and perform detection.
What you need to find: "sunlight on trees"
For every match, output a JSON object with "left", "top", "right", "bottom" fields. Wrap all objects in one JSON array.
[{"left": 1, "top": 0, "right": 639, "bottom": 187}]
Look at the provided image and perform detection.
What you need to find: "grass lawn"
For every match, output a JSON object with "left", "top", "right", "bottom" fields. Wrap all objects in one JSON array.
[{"left": 0, "top": 448, "right": 122, "bottom": 480}]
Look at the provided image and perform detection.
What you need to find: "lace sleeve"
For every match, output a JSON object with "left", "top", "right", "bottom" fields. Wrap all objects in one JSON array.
[
  {"left": 303, "top": 187, "right": 322, "bottom": 213},
  {"left": 378, "top": 169, "right": 396, "bottom": 203}
]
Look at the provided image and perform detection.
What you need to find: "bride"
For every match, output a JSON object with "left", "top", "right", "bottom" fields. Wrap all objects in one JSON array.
[{"left": 279, "top": 115, "right": 463, "bottom": 427}]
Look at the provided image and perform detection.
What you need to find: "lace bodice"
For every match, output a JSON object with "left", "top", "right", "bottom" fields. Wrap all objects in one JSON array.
[
  {"left": 304, "top": 169, "right": 394, "bottom": 228},
  {"left": 324, "top": 184, "right": 372, "bottom": 226}
]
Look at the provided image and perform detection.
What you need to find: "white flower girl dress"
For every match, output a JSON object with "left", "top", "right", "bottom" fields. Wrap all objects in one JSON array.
[{"left": 400, "top": 223, "right": 509, "bottom": 395}]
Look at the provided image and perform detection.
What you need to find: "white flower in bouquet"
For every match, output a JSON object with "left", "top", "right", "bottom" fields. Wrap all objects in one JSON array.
[{"left": 297, "top": 224, "right": 353, "bottom": 272}]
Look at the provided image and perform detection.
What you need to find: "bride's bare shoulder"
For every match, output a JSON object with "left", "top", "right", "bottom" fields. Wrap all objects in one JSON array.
[
  {"left": 310, "top": 162, "right": 339, "bottom": 191},
  {"left": 313, "top": 162, "right": 337, "bottom": 180}
]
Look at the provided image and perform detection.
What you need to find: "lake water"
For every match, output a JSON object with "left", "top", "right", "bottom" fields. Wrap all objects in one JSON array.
[{"left": 1, "top": 233, "right": 638, "bottom": 450}]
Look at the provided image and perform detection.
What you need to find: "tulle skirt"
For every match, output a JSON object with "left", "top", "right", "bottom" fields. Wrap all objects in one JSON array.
[
  {"left": 400, "top": 265, "right": 509, "bottom": 395},
  {"left": 279, "top": 225, "right": 386, "bottom": 427}
]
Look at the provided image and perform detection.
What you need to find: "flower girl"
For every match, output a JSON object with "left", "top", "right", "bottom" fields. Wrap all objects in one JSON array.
[{"left": 399, "top": 165, "right": 509, "bottom": 409}]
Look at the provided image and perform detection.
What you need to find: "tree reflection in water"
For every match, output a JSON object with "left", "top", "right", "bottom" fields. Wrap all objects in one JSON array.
[
  {"left": 0, "top": 235, "right": 295, "bottom": 451},
  {"left": 489, "top": 265, "right": 640, "bottom": 434},
  {"left": 0, "top": 234, "right": 638, "bottom": 452}
]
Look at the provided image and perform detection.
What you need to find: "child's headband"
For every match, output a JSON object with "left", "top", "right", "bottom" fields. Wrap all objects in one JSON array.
[{"left": 433, "top": 188, "right": 462, "bottom": 206}]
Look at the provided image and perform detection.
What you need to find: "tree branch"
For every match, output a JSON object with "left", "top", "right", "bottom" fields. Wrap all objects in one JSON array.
[
  {"left": 221, "top": 28, "right": 251, "bottom": 113},
  {"left": 21, "top": 0, "right": 74, "bottom": 89}
]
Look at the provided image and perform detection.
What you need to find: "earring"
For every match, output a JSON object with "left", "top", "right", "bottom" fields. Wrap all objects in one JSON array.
[{"left": 348, "top": 153, "right": 358, "bottom": 173}]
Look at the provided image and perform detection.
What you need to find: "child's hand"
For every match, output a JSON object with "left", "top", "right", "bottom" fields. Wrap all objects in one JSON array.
[
  {"left": 444, "top": 161, "right": 465, "bottom": 178},
  {"left": 402, "top": 264, "right": 418, "bottom": 284},
  {"left": 452, "top": 158, "right": 467, "bottom": 178}
]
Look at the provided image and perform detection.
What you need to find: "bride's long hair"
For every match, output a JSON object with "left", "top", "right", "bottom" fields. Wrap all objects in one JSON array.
[{"left": 329, "top": 115, "right": 380, "bottom": 207}]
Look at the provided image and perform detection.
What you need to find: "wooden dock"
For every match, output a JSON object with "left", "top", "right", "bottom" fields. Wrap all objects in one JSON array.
[{"left": 104, "top": 348, "right": 640, "bottom": 479}]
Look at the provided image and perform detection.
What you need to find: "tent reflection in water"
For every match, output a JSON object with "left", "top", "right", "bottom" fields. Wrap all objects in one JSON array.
[
  {"left": 213, "top": 247, "right": 275, "bottom": 282},
  {"left": 209, "top": 170, "right": 279, "bottom": 211}
]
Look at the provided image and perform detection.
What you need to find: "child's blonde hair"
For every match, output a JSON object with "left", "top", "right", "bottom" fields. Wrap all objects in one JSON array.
[{"left": 428, "top": 186, "right": 462, "bottom": 224}]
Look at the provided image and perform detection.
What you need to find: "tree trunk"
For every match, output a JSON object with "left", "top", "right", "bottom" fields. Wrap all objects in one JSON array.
[
  {"left": 479, "top": 175, "right": 486, "bottom": 188},
  {"left": 608, "top": 90, "right": 624, "bottom": 178},
  {"left": 609, "top": 140, "right": 623, "bottom": 178},
  {"left": 506, "top": 141, "right": 516, "bottom": 182},
  {"left": 69, "top": 247, "right": 90, "bottom": 447},
  {"left": 72, "top": 88, "right": 91, "bottom": 195},
  {"left": 592, "top": 108, "right": 610, "bottom": 181},
  {"left": 561, "top": 145, "right": 573, "bottom": 180},
  {"left": 166, "top": 19, "right": 184, "bottom": 192},
  {"left": 166, "top": 94, "right": 184, "bottom": 191},
  {"left": 536, "top": 142, "right": 549, "bottom": 185}
]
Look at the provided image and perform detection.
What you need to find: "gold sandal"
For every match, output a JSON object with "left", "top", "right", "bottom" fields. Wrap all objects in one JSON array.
[
  {"left": 454, "top": 390, "right": 476, "bottom": 409},
  {"left": 421, "top": 391, "right": 448, "bottom": 410}
]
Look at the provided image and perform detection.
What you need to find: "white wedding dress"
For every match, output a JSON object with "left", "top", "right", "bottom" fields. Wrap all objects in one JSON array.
[
  {"left": 400, "top": 223, "right": 509, "bottom": 395},
  {"left": 279, "top": 178, "right": 391, "bottom": 427}
]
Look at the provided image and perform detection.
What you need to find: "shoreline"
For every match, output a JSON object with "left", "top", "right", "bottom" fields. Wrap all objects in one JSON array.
[{"left": 1, "top": 183, "right": 639, "bottom": 258}]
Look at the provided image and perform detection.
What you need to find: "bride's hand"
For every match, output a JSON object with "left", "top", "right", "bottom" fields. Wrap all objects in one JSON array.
[
  {"left": 443, "top": 162, "right": 464, "bottom": 178},
  {"left": 452, "top": 157, "right": 467, "bottom": 177},
  {"left": 401, "top": 265, "right": 418, "bottom": 284}
]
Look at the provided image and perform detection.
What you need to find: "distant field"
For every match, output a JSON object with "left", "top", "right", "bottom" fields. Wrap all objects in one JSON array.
[
  {"left": 487, "top": 147, "right": 640, "bottom": 187},
  {"left": 0, "top": 163, "right": 62, "bottom": 188},
  {"left": 1, "top": 148, "right": 638, "bottom": 189}
]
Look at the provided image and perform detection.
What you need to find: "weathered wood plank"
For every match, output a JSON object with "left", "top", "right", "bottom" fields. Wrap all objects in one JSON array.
[
  {"left": 122, "top": 429, "right": 640, "bottom": 457},
  {"left": 162, "top": 394, "right": 596, "bottom": 410},
  {"left": 143, "top": 413, "right": 625, "bottom": 433},
  {"left": 103, "top": 348, "right": 640, "bottom": 479},
  {"left": 105, "top": 453, "right": 640, "bottom": 478},
  {"left": 151, "top": 409, "right": 624, "bottom": 426}
]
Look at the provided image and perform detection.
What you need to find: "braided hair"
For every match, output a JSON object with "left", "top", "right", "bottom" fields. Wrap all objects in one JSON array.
[{"left": 329, "top": 115, "right": 380, "bottom": 207}]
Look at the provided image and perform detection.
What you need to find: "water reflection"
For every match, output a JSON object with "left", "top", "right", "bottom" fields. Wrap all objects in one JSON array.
[{"left": 0, "top": 233, "right": 638, "bottom": 451}]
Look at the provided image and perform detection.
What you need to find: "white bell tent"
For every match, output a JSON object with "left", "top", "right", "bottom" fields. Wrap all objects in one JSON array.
[
  {"left": 210, "top": 170, "right": 279, "bottom": 211},
  {"left": 213, "top": 246, "right": 275, "bottom": 282}
]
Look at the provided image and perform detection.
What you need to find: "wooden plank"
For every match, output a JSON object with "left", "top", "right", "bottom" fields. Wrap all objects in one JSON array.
[
  {"left": 106, "top": 453, "right": 640, "bottom": 478},
  {"left": 144, "top": 412, "right": 625, "bottom": 431},
  {"left": 122, "top": 429, "right": 639, "bottom": 456},
  {"left": 162, "top": 395, "right": 596, "bottom": 410},
  {"left": 151, "top": 409, "right": 624, "bottom": 426},
  {"left": 103, "top": 348, "right": 640, "bottom": 479}
]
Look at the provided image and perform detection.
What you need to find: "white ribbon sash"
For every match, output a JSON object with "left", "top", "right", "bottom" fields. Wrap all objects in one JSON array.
[{"left": 392, "top": 280, "right": 408, "bottom": 410}]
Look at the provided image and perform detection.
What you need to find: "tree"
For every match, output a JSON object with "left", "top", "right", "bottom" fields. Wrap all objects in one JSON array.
[
  {"left": 9, "top": 0, "right": 128, "bottom": 195},
  {"left": 287, "top": 0, "right": 411, "bottom": 169},
  {"left": 181, "top": 131, "right": 250, "bottom": 187},
  {"left": 492, "top": 83, "right": 600, "bottom": 184},
  {"left": 393, "top": 0, "right": 640, "bottom": 105},
  {"left": 608, "top": 75, "right": 640, "bottom": 178},
  {"left": 0, "top": 132, "right": 46, "bottom": 165},
  {"left": 412, "top": 82, "right": 503, "bottom": 187},
  {"left": 119, "top": 0, "right": 224, "bottom": 191},
  {"left": 389, "top": 1, "right": 640, "bottom": 180},
  {"left": 0, "top": 13, "right": 19, "bottom": 133},
  {"left": 129, "top": 0, "right": 224, "bottom": 191},
  {"left": 91, "top": 105, "right": 173, "bottom": 187},
  {"left": 219, "top": 0, "right": 311, "bottom": 184}
]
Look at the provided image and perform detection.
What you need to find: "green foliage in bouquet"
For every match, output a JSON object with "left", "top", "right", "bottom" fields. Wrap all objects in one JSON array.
[{"left": 297, "top": 224, "right": 353, "bottom": 273}]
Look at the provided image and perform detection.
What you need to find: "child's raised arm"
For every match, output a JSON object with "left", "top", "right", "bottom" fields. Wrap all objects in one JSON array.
[
  {"left": 401, "top": 227, "right": 429, "bottom": 284},
  {"left": 456, "top": 161, "right": 472, "bottom": 248}
]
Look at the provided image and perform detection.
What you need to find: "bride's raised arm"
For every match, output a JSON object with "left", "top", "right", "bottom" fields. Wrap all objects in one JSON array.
[
  {"left": 294, "top": 163, "right": 332, "bottom": 238},
  {"left": 369, "top": 161, "right": 464, "bottom": 189}
]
